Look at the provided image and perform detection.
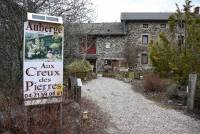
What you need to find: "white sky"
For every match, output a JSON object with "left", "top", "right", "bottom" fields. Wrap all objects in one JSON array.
[{"left": 91, "top": 0, "right": 200, "bottom": 22}]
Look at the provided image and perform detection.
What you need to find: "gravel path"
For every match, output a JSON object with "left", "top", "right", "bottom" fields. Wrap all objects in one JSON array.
[{"left": 82, "top": 77, "right": 200, "bottom": 134}]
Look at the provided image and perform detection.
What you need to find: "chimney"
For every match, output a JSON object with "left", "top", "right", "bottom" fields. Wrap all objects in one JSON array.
[{"left": 194, "top": 7, "right": 200, "bottom": 14}]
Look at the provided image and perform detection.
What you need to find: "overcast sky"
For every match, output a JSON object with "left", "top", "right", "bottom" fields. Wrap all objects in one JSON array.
[{"left": 91, "top": 0, "right": 200, "bottom": 22}]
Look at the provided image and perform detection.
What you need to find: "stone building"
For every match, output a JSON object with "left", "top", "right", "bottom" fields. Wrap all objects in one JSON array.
[
  {"left": 121, "top": 12, "right": 172, "bottom": 70},
  {"left": 67, "top": 12, "right": 173, "bottom": 72}
]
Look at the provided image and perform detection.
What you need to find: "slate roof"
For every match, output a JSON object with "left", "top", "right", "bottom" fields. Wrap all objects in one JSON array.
[
  {"left": 121, "top": 12, "right": 174, "bottom": 21},
  {"left": 68, "top": 23, "right": 125, "bottom": 35},
  {"left": 68, "top": 12, "right": 178, "bottom": 35}
]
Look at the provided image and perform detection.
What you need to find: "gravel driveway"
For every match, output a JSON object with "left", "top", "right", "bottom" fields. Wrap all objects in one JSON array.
[{"left": 82, "top": 77, "right": 200, "bottom": 134}]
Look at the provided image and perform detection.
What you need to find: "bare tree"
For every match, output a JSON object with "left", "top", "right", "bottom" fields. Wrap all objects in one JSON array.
[
  {"left": 46, "top": 0, "right": 95, "bottom": 22},
  {"left": 79, "top": 23, "right": 103, "bottom": 61},
  {"left": 64, "top": 23, "right": 105, "bottom": 65},
  {"left": 16, "top": 0, "right": 95, "bottom": 22},
  {"left": 0, "top": 0, "right": 26, "bottom": 89},
  {"left": 0, "top": 0, "right": 95, "bottom": 89},
  {"left": 124, "top": 41, "right": 147, "bottom": 70},
  {"left": 124, "top": 43, "right": 138, "bottom": 69},
  {"left": 0, "top": 1, "right": 96, "bottom": 134}
]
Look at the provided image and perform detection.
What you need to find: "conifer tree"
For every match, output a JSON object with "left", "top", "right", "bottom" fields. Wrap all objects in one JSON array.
[{"left": 149, "top": 0, "right": 200, "bottom": 84}]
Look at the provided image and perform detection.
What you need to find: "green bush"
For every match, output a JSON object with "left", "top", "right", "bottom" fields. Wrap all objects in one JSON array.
[
  {"left": 128, "top": 72, "right": 134, "bottom": 79},
  {"left": 65, "top": 60, "right": 92, "bottom": 73},
  {"left": 133, "top": 71, "right": 141, "bottom": 79},
  {"left": 65, "top": 60, "right": 93, "bottom": 80}
]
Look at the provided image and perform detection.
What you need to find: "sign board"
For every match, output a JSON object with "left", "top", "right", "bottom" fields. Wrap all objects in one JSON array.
[
  {"left": 77, "top": 78, "right": 83, "bottom": 87},
  {"left": 23, "top": 13, "right": 64, "bottom": 106}
]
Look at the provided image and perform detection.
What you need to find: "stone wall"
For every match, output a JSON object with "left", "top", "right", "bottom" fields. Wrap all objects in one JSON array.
[
  {"left": 126, "top": 22, "right": 169, "bottom": 70},
  {"left": 64, "top": 22, "right": 170, "bottom": 72},
  {"left": 127, "top": 22, "right": 169, "bottom": 44},
  {"left": 96, "top": 36, "right": 127, "bottom": 72}
]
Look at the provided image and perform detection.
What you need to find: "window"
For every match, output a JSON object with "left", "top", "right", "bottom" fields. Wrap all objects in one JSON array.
[
  {"left": 104, "top": 59, "right": 111, "bottom": 65},
  {"left": 142, "top": 35, "right": 148, "bottom": 44},
  {"left": 178, "top": 35, "right": 184, "bottom": 46},
  {"left": 105, "top": 42, "right": 111, "bottom": 48},
  {"left": 178, "top": 23, "right": 184, "bottom": 28},
  {"left": 141, "top": 53, "right": 148, "bottom": 64},
  {"left": 160, "top": 24, "right": 166, "bottom": 28},
  {"left": 143, "top": 24, "right": 148, "bottom": 28}
]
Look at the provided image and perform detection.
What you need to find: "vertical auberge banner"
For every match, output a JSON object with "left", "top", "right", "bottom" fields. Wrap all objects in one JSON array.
[{"left": 23, "top": 17, "right": 64, "bottom": 106}]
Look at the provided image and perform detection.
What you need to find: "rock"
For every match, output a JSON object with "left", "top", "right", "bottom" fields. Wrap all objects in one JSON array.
[{"left": 124, "top": 78, "right": 130, "bottom": 83}]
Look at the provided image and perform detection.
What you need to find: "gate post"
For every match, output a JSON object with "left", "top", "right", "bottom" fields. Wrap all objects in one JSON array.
[{"left": 187, "top": 74, "right": 197, "bottom": 111}]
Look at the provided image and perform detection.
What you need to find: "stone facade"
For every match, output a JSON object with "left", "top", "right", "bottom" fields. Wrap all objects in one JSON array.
[
  {"left": 67, "top": 13, "right": 172, "bottom": 72},
  {"left": 96, "top": 36, "right": 127, "bottom": 71},
  {"left": 126, "top": 22, "right": 169, "bottom": 70},
  {"left": 126, "top": 22, "right": 168, "bottom": 46},
  {"left": 94, "top": 22, "right": 169, "bottom": 72}
]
